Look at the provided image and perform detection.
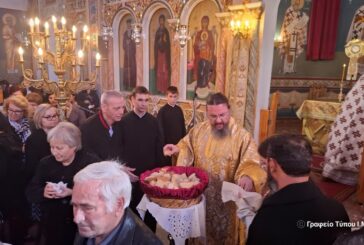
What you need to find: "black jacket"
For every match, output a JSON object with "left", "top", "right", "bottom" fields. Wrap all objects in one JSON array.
[
  {"left": 247, "top": 180, "right": 350, "bottom": 245},
  {"left": 0, "top": 112, "right": 27, "bottom": 216},
  {"left": 73, "top": 208, "right": 162, "bottom": 245},
  {"left": 25, "top": 128, "right": 51, "bottom": 180},
  {"left": 26, "top": 150, "right": 100, "bottom": 245},
  {"left": 80, "top": 111, "right": 122, "bottom": 160}
]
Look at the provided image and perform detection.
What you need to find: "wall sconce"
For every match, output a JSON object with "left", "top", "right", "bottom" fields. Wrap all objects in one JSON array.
[
  {"left": 129, "top": 3, "right": 143, "bottom": 45},
  {"left": 101, "top": 25, "right": 113, "bottom": 42},
  {"left": 131, "top": 22, "right": 142, "bottom": 45},
  {"left": 223, "top": 2, "right": 262, "bottom": 39},
  {"left": 101, "top": 24, "right": 113, "bottom": 48},
  {"left": 168, "top": 19, "right": 190, "bottom": 48}
]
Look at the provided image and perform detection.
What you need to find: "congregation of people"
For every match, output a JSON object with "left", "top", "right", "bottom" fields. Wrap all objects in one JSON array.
[{"left": 0, "top": 81, "right": 360, "bottom": 245}]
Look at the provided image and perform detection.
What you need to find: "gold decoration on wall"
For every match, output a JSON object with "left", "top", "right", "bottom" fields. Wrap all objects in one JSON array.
[
  {"left": 345, "top": 39, "right": 364, "bottom": 81},
  {"left": 216, "top": 2, "right": 262, "bottom": 39}
]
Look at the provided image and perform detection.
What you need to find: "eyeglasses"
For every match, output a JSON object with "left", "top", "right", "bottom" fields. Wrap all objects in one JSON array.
[
  {"left": 207, "top": 111, "right": 229, "bottom": 121},
  {"left": 43, "top": 114, "right": 58, "bottom": 120},
  {"left": 8, "top": 108, "right": 24, "bottom": 114}
]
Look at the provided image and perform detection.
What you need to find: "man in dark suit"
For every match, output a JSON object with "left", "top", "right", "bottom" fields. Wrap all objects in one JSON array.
[
  {"left": 80, "top": 91, "right": 124, "bottom": 160},
  {"left": 247, "top": 134, "right": 350, "bottom": 245}
]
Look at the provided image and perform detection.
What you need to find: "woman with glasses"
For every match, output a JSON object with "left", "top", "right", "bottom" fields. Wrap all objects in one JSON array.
[
  {"left": 24, "top": 104, "right": 60, "bottom": 243},
  {"left": 1, "top": 95, "right": 31, "bottom": 244},
  {"left": 26, "top": 122, "right": 99, "bottom": 245},
  {"left": 25, "top": 104, "right": 60, "bottom": 178},
  {"left": 3, "top": 94, "right": 31, "bottom": 143}
]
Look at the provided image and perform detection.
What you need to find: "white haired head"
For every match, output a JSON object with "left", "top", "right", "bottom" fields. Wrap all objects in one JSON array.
[{"left": 73, "top": 161, "right": 132, "bottom": 212}]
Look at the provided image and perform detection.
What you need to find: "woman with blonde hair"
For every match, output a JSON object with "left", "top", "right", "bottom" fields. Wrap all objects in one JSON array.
[
  {"left": 25, "top": 104, "right": 59, "bottom": 177},
  {"left": 24, "top": 104, "right": 60, "bottom": 243}
]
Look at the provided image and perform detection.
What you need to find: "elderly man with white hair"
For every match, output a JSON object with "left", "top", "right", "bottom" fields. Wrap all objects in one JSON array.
[{"left": 72, "top": 161, "right": 162, "bottom": 245}]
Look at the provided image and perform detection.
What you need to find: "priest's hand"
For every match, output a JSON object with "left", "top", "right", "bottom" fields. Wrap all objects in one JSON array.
[
  {"left": 163, "top": 144, "right": 179, "bottom": 156},
  {"left": 237, "top": 175, "right": 255, "bottom": 192}
]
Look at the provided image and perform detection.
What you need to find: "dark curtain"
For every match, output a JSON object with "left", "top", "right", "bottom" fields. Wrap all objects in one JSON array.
[{"left": 306, "top": 0, "right": 341, "bottom": 60}]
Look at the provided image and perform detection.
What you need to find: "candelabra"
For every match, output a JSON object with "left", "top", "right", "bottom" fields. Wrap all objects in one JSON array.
[{"left": 18, "top": 16, "right": 101, "bottom": 120}]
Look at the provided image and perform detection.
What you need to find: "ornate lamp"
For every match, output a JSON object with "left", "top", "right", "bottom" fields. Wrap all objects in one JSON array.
[
  {"left": 18, "top": 15, "right": 101, "bottom": 120},
  {"left": 217, "top": 2, "right": 262, "bottom": 39},
  {"left": 101, "top": 25, "right": 113, "bottom": 42},
  {"left": 131, "top": 22, "right": 142, "bottom": 45},
  {"left": 167, "top": 18, "right": 190, "bottom": 48}
]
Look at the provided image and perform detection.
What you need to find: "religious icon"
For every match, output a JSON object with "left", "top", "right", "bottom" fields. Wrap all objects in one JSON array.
[
  {"left": 121, "top": 17, "right": 136, "bottom": 90},
  {"left": 278, "top": 0, "right": 309, "bottom": 74},
  {"left": 188, "top": 14, "right": 217, "bottom": 99},
  {"left": 2, "top": 13, "right": 20, "bottom": 74},
  {"left": 154, "top": 14, "right": 171, "bottom": 94}
]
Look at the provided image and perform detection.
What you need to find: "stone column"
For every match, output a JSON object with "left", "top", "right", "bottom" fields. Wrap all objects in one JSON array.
[
  {"left": 253, "top": 0, "right": 281, "bottom": 140},
  {"left": 136, "top": 41, "right": 143, "bottom": 86}
]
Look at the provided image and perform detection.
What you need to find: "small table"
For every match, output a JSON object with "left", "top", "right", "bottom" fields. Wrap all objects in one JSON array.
[
  {"left": 137, "top": 195, "right": 206, "bottom": 245},
  {"left": 296, "top": 100, "right": 341, "bottom": 154}
]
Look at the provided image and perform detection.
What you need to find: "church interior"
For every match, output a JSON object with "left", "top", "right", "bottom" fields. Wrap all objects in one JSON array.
[{"left": 1, "top": 0, "right": 364, "bottom": 244}]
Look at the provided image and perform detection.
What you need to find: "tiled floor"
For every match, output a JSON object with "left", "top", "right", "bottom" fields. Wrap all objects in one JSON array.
[{"left": 276, "top": 118, "right": 364, "bottom": 226}]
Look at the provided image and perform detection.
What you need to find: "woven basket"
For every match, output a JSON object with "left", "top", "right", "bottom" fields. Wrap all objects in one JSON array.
[
  {"left": 149, "top": 195, "right": 202, "bottom": 208},
  {"left": 140, "top": 166, "right": 208, "bottom": 208}
]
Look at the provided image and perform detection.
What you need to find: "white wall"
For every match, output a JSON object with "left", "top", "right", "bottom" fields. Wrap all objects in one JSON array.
[{"left": 0, "top": 0, "right": 28, "bottom": 11}]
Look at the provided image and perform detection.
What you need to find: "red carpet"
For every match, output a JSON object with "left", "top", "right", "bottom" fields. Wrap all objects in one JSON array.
[{"left": 310, "top": 155, "right": 356, "bottom": 202}]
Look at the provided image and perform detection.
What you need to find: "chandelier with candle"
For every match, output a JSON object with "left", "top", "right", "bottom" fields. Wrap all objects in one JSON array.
[
  {"left": 216, "top": 2, "right": 262, "bottom": 39},
  {"left": 18, "top": 16, "right": 101, "bottom": 120},
  {"left": 167, "top": 18, "right": 190, "bottom": 48}
]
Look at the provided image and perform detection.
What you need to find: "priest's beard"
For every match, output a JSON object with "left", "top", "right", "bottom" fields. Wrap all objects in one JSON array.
[
  {"left": 211, "top": 124, "right": 229, "bottom": 138},
  {"left": 267, "top": 168, "right": 278, "bottom": 194}
]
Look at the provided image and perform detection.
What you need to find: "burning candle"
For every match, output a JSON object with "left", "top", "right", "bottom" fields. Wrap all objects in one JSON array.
[
  {"left": 77, "top": 50, "right": 84, "bottom": 65},
  {"left": 44, "top": 22, "right": 49, "bottom": 36},
  {"left": 18, "top": 47, "right": 24, "bottom": 62},
  {"left": 82, "top": 25, "right": 88, "bottom": 39},
  {"left": 29, "top": 18, "right": 34, "bottom": 33},
  {"left": 95, "top": 52, "right": 101, "bottom": 67},
  {"left": 34, "top": 17, "right": 40, "bottom": 33},
  {"left": 72, "top": 25, "right": 77, "bottom": 39},
  {"left": 38, "top": 47, "right": 44, "bottom": 63},
  {"left": 51, "top": 16, "right": 57, "bottom": 31},
  {"left": 61, "top": 16, "right": 66, "bottom": 31}
]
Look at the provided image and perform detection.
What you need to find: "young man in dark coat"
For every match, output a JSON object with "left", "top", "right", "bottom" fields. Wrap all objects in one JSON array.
[
  {"left": 157, "top": 86, "right": 186, "bottom": 158},
  {"left": 80, "top": 90, "right": 125, "bottom": 160},
  {"left": 247, "top": 134, "right": 350, "bottom": 245},
  {"left": 119, "top": 86, "right": 166, "bottom": 230}
]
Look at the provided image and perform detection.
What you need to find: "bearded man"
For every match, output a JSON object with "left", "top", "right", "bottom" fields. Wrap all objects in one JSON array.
[{"left": 163, "top": 93, "right": 266, "bottom": 245}]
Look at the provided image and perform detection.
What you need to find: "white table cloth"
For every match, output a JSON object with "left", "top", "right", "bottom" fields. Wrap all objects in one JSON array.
[{"left": 137, "top": 194, "right": 206, "bottom": 245}]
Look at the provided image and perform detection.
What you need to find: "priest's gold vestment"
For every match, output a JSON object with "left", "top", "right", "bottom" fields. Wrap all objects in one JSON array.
[{"left": 176, "top": 118, "right": 267, "bottom": 245}]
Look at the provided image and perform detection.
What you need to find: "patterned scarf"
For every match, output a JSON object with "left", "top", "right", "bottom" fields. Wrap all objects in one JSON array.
[{"left": 8, "top": 117, "right": 31, "bottom": 143}]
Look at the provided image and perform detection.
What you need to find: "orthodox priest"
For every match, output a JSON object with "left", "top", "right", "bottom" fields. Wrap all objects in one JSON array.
[{"left": 164, "top": 93, "right": 267, "bottom": 245}]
